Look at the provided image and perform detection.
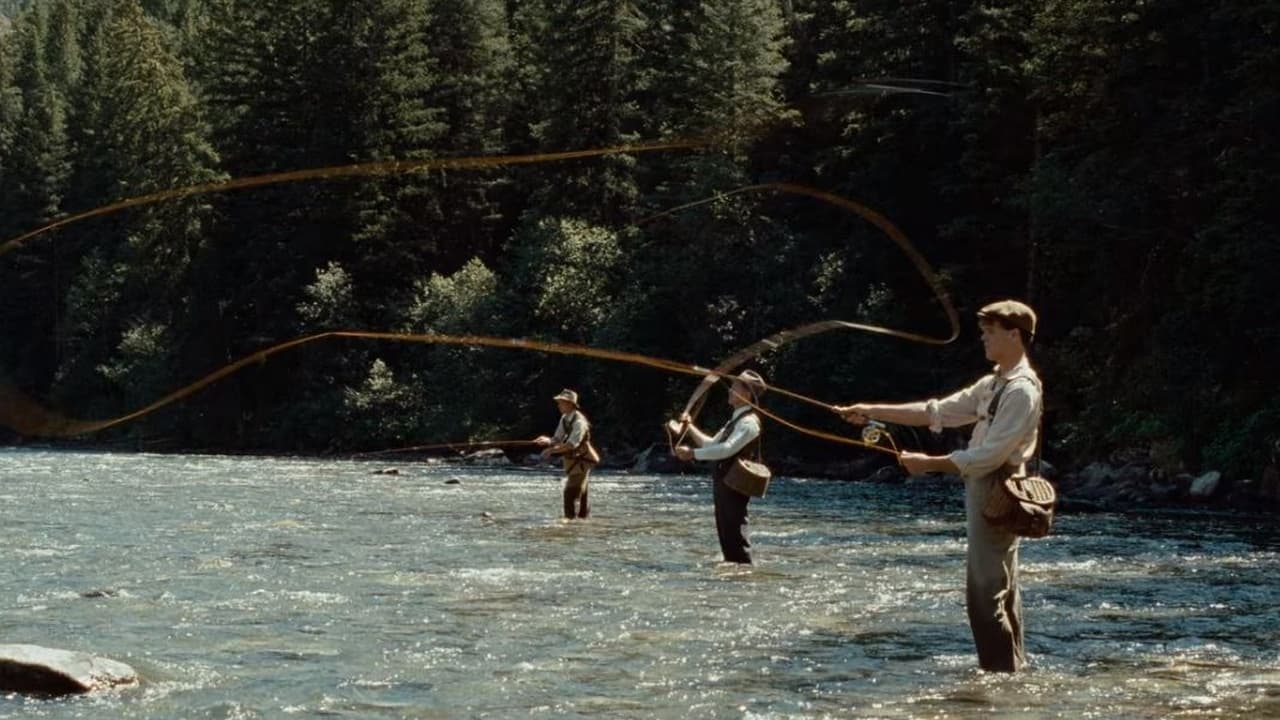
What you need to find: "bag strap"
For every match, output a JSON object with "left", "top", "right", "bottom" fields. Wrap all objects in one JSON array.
[
  {"left": 572, "top": 410, "right": 590, "bottom": 451},
  {"left": 721, "top": 410, "right": 763, "bottom": 462},
  {"left": 749, "top": 410, "right": 763, "bottom": 463},
  {"left": 986, "top": 373, "right": 1043, "bottom": 477}
]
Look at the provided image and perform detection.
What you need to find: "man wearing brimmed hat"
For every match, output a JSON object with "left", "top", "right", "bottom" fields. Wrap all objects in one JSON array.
[
  {"left": 536, "top": 389, "right": 599, "bottom": 519},
  {"left": 667, "top": 370, "right": 768, "bottom": 564},
  {"left": 835, "top": 300, "right": 1043, "bottom": 672}
]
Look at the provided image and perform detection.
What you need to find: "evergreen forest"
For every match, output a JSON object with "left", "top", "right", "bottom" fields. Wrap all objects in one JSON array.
[{"left": 1, "top": 0, "right": 1276, "bottom": 481}]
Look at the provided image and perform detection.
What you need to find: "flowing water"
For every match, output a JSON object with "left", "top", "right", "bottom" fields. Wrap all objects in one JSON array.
[{"left": 2, "top": 448, "right": 1279, "bottom": 718}]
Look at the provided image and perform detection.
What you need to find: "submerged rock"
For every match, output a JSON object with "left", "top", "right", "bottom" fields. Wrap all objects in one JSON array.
[
  {"left": 444, "top": 477, "right": 462, "bottom": 485},
  {"left": 0, "top": 644, "right": 138, "bottom": 696},
  {"left": 371, "top": 467, "right": 400, "bottom": 476}
]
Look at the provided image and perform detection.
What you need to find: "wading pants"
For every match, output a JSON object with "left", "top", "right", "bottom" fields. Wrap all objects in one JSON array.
[
  {"left": 562, "top": 459, "right": 590, "bottom": 519},
  {"left": 964, "top": 469, "right": 1026, "bottom": 672},
  {"left": 713, "top": 477, "right": 752, "bottom": 564}
]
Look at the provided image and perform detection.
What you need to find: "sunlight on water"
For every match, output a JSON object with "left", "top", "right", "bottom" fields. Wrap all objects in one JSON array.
[{"left": 2, "top": 448, "right": 1278, "bottom": 718}]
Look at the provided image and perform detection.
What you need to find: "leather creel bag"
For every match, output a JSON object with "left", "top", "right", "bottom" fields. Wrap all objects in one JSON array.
[
  {"left": 723, "top": 456, "right": 771, "bottom": 498},
  {"left": 982, "top": 473, "right": 1056, "bottom": 538}
]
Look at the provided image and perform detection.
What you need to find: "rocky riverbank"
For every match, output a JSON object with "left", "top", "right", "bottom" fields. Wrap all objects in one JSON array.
[
  {"left": 11, "top": 441, "right": 1276, "bottom": 516},
  {"left": 454, "top": 444, "right": 1280, "bottom": 515}
]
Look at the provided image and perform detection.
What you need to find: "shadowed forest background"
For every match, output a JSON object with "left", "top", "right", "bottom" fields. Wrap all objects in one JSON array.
[{"left": 0, "top": 0, "right": 1276, "bottom": 481}]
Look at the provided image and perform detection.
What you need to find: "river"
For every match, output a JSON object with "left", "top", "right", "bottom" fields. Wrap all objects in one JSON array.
[{"left": 3, "top": 449, "right": 1279, "bottom": 718}]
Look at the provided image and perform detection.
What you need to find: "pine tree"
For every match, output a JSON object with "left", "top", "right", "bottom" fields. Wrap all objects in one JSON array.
[
  {"left": 516, "top": 0, "right": 648, "bottom": 225},
  {"left": 52, "top": 0, "right": 221, "bottom": 424},
  {"left": 195, "top": 0, "right": 447, "bottom": 447},
  {"left": 3, "top": 3, "right": 70, "bottom": 235},
  {"left": 0, "top": 2, "right": 72, "bottom": 391},
  {"left": 415, "top": 0, "right": 513, "bottom": 269}
]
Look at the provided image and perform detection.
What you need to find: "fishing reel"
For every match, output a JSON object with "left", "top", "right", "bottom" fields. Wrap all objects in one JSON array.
[{"left": 861, "top": 420, "right": 887, "bottom": 445}]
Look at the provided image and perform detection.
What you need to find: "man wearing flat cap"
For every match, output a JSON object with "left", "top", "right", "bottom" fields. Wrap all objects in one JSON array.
[
  {"left": 536, "top": 389, "right": 599, "bottom": 519},
  {"left": 668, "top": 370, "right": 768, "bottom": 564},
  {"left": 835, "top": 300, "right": 1044, "bottom": 672}
]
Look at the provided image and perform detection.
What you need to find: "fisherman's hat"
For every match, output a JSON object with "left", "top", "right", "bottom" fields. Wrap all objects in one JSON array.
[
  {"left": 977, "top": 300, "right": 1037, "bottom": 339},
  {"left": 733, "top": 370, "right": 767, "bottom": 400},
  {"left": 552, "top": 389, "right": 580, "bottom": 407}
]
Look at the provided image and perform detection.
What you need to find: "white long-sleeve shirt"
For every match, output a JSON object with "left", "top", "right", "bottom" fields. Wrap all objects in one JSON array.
[
  {"left": 692, "top": 406, "right": 762, "bottom": 462},
  {"left": 901, "top": 357, "right": 1042, "bottom": 480}
]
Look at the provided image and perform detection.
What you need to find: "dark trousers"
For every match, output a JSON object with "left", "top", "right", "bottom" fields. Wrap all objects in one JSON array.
[
  {"left": 563, "top": 463, "right": 590, "bottom": 519},
  {"left": 713, "top": 477, "right": 752, "bottom": 564},
  {"left": 964, "top": 472, "right": 1026, "bottom": 672}
]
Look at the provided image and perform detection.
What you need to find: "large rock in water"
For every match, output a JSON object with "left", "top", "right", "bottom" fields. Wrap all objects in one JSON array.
[
  {"left": 1189, "top": 471, "right": 1222, "bottom": 498},
  {"left": 0, "top": 644, "right": 138, "bottom": 696}
]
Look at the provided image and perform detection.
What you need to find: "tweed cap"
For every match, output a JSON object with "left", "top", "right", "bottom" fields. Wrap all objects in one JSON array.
[{"left": 977, "top": 300, "right": 1037, "bottom": 337}]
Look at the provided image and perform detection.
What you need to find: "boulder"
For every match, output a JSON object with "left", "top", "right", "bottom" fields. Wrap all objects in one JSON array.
[
  {"left": 1261, "top": 465, "right": 1280, "bottom": 503},
  {"left": 1116, "top": 463, "right": 1150, "bottom": 485},
  {"left": 631, "top": 446, "right": 654, "bottom": 473},
  {"left": 1028, "top": 457, "right": 1057, "bottom": 479},
  {"left": 631, "top": 445, "right": 683, "bottom": 474},
  {"left": 1147, "top": 482, "right": 1178, "bottom": 503},
  {"left": 463, "top": 448, "right": 509, "bottom": 466},
  {"left": 0, "top": 644, "right": 137, "bottom": 696},
  {"left": 1189, "top": 470, "right": 1222, "bottom": 498},
  {"left": 1110, "top": 447, "right": 1151, "bottom": 467},
  {"left": 868, "top": 465, "right": 903, "bottom": 483},
  {"left": 1058, "top": 497, "right": 1106, "bottom": 513},
  {"left": 1077, "top": 462, "right": 1117, "bottom": 488}
]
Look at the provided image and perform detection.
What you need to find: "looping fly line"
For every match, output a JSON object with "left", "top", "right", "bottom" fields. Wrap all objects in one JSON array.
[
  {"left": 0, "top": 330, "right": 901, "bottom": 457},
  {"left": 639, "top": 182, "right": 959, "bottom": 421},
  {"left": 0, "top": 91, "right": 960, "bottom": 455}
]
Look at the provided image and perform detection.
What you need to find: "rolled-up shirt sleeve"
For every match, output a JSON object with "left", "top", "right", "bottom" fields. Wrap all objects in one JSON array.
[
  {"left": 693, "top": 415, "right": 761, "bottom": 461},
  {"left": 949, "top": 383, "right": 1037, "bottom": 479},
  {"left": 891, "top": 378, "right": 987, "bottom": 433}
]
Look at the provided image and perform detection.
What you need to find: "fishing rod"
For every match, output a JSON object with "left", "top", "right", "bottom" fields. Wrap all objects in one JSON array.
[{"left": 351, "top": 439, "right": 544, "bottom": 458}]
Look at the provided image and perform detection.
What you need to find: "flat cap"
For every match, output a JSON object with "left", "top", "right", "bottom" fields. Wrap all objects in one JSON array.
[{"left": 977, "top": 300, "right": 1037, "bottom": 337}]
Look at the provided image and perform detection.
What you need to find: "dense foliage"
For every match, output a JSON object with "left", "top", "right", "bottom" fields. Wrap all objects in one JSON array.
[{"left": 1, "top": 0, "right": 1276, "bottom": 479}]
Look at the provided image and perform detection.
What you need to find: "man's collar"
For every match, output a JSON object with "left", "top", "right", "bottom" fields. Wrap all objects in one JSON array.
[
  {"left": 730, "top": 405, "right": 752, "bottom": 419},
  {"left": 993, "top": 355, "right": 1032, "bottom": 380}
]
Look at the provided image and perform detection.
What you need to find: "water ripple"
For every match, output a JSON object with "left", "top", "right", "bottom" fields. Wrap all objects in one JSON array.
[{"left": 1, "top": 449, "right": 1277, "bottom": 718}]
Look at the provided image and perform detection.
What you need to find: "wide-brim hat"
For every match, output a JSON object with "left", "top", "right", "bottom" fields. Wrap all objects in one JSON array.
[
  {"left": 552, "top": 389, "right": 579, "bottom": 406},
  {"left": 732, "top": 370, "right": 767, "bottom": 400},
  {"left": 977, "top": 300, "right": 1037, "bottom": 338}
]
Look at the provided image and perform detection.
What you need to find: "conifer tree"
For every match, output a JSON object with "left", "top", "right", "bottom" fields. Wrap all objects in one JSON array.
[
  {"left": 52, "top": 0, "right": 220, "bottom": 421},
  {"left": 0, "top": 3, "right": 72, "bottom": 390}
]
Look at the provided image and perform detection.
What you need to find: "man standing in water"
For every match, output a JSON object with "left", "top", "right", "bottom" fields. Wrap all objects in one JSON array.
[
  {"left": 669, "top": 370, "right": 767, "bottom": 565},
  {"left": 536, "top": 389, "right": 598, "bottom": 520},
  {"left": 835, "top": 300, "right": 1043, "bottom": 672}
]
